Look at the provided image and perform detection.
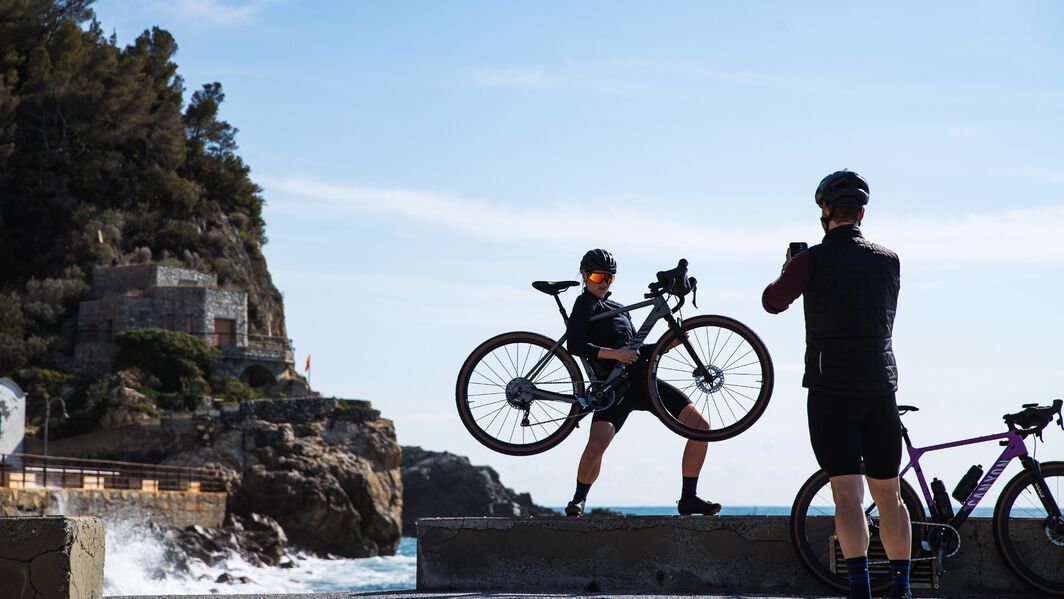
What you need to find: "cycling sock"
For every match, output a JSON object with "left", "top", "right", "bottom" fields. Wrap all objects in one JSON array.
[
  {"left": 681, "top": 476, "right": 698, "bottom": 499},
  {"left": 844, "top": 556, "right": 872, "bottom": 599},
  {"left": 572, "top": 481, "right": 591, "bottom": 503},
  {"left": 890, "top": 559, "right": 911, "bottom": 599}
]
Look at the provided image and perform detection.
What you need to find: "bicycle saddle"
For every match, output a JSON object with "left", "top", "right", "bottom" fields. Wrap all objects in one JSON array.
[
  {"left": 532, "top": 280, "right": 580, "bottom": 295},
  {"left": 898, "top": 405, "right": 919, "bottom": 415}
]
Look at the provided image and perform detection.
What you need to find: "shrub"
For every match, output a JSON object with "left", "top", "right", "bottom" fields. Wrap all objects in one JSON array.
[{"left": 114, "top": 328, "right": 220, "bottom": 392}]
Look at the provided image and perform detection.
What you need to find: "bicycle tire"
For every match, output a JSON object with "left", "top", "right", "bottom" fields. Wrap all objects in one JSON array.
[
  {"left": 456, "top": 331, "right": 584, "bottom": 456},
  {"left": 645, "top": 314, "right": 773, "bottom": 442},
  {"left": 992, "top": 460, "right": 1064, "bottom": 596},
  {"left": 790, "top": 469, "right": 926, "bottom": 593}
]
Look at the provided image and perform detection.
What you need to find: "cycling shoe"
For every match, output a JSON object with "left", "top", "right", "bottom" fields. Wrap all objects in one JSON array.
[
  {"left": 565, "top": 500, "right": 585, "bottom": 517},
  {"left": 677, "top": 495, "right": 722, "bottom": 515}
]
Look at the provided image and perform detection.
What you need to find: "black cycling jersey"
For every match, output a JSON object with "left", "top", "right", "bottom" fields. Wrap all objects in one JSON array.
[{"left": 566, "top": 290, "right": 635, "bottom": 376}]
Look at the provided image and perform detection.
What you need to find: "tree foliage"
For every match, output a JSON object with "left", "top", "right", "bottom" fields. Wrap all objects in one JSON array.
[
  {"left": 114, "top": 328, "right": 220, "bottom": 392},
  {"left": 0, "top": 0, "right": 270, "bottom": 376}
]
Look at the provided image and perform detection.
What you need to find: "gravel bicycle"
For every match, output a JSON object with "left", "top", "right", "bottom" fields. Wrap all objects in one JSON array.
[
  {"left": 455, "top": 259, "right": 774, "bottom": 456},
  {"left": 790, "top": 399, "right": 1064, "bottom": 595}
]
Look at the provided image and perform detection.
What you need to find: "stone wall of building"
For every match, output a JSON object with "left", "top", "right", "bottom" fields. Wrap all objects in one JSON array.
[
  {"left": 154, "top": 265, "right": 217, "bottom": 288},
  {"left": 90, "top": 265, "right": 217, "bottom": 299},
  {"left": 0, "top": 487, "right": 226, "bottom": 528},
  {"left": 224, "top": 397, "right": 377, "bottom": 425}
]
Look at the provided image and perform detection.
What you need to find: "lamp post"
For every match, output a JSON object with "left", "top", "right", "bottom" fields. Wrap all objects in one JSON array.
[{"left": 43, "top": 395, "right": 69, "bottom": 487}]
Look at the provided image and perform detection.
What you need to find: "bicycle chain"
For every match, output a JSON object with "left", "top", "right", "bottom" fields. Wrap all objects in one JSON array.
[{"left": 865, "top": 521, "right": 961, "bottom": 566}]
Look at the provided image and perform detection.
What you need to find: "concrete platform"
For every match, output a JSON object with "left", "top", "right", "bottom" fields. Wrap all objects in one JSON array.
[{"left": 416, "top": 516, "right": 1043, "bottom": 597}]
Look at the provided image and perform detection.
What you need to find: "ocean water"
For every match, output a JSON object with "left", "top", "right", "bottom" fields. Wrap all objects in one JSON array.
[{"left": 105, "top": 505, "right": 993, "bottom": 595}]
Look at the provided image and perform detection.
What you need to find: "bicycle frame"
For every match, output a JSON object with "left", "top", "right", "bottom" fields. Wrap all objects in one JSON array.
[
  {"left": 901, "top": 422, "right": 1062, "bottom": 530},
  {"left": 520, "top": 292, "right": 707, "bottom": 409}
]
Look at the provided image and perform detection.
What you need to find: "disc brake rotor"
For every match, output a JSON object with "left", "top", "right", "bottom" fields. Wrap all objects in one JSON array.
[{"left": 693, "top": 364, "right": 724, "bottom": 393}]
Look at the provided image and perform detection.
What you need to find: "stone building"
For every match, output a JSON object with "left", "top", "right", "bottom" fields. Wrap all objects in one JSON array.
[{"left": 74, "top": 265, "right": 294, "bottom": 387}]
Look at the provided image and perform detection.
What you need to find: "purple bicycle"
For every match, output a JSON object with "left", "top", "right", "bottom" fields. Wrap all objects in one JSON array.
[{"left": 790, "top": 399, "right": 1064, "bottom": 596}]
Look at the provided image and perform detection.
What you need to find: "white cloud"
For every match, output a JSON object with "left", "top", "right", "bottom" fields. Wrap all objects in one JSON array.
[{"left": 261, "top": 177, "right": 1064, "bottom": 266}]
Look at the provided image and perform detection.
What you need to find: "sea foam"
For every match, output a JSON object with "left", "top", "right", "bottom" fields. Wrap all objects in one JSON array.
[{"left": 103, "top": 519, "right": 416, "bottom": 596}]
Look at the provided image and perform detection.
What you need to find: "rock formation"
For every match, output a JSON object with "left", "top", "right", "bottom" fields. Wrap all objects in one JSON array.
[
  {"left": 159, "top": 399, "right": 402, "bottom": 558},
  {"left": 400, "top": 446, "right": 556, "bottom": 536}
]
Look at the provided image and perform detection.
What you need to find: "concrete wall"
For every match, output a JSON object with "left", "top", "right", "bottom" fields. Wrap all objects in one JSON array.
[
  {"left": 0, "top": 379, "right": 26, "bottom": 455},
  {"left": 0, "top": 516, "right": 104, "bottom": 599},
  {"left": 0, "top": 487, "right": 226, "bottom": 528},
  {"left": 417, "top": 516, "right": 1039, "bottom": 597}
]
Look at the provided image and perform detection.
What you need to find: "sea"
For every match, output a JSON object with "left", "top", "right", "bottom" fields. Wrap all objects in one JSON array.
[{"left": 103, "top": 505, "right": 993, "bottom": 596}]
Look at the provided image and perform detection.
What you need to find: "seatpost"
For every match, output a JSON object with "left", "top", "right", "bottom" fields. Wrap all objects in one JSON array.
[{"left": 553, "top": 294, "right": 570, "bottom": 324}]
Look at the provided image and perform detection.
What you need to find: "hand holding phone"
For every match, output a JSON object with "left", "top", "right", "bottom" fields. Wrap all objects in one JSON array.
[{"left": 787, "top": 242, "right": 808, "bottom": 260}]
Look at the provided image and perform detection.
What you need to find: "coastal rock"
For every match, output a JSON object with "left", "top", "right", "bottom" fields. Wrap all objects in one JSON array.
[
  {"left": 163, "top": 512, "right": 288, "bottom": 569},
  {"left": 163, "top": 402, "right": 402, "bottom": 558},
  {"left": 400, "top": 445, "right": 556, "bottom": 536}
]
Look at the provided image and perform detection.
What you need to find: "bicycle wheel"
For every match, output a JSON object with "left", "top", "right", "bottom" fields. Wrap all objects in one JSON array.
[
  {"left": 456, "top": 331, "right": 584, "bottom": 456},
  {"left": 790, "top": 469, "right": 926, "bottom": 593},
  {"left": 646, "top": 314, "right": 773, "bottom": 441},
  {"left": 992, "top": 460, "right": 1064, "bottom": 596}
]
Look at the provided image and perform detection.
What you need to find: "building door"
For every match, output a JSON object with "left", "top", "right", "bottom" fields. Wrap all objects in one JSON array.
[{"left": 213, "top": 318, "right": 236, "bottom": 347}]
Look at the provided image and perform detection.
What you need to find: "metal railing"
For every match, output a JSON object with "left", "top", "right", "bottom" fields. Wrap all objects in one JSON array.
[{"left": 0, "top": 453, "right": 226, "bottom": 493}]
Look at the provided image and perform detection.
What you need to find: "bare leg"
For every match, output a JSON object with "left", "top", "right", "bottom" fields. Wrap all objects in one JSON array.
[
  {"left": 830, "top": 474, "right": 870, "bottom": 558},
  {"left": 576, "top": 421, "right": 616, "bottom": 484},
  {"left": 867, "top": 476, "right": 911, "bottom": 560},
  {"left": 677, "top": 404, "right": 708, "bottom": 477}
]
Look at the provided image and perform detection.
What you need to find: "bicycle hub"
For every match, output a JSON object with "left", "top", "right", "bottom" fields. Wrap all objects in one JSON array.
[
  {"left": 693, "top": 364, "right": 724, "bottom": 394},
  {"left": 504, "top": 377, "right": 535, "bottom": 409}
]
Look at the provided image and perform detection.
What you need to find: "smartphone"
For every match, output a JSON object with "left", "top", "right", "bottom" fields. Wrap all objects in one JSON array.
[{"left": 788, "top": 242, "right": 808, "bottom": 259}]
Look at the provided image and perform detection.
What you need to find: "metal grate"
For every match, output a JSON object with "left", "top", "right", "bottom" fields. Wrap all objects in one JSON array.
[{"left": 829, "top": 534, "right": 937, "bottom": 589}]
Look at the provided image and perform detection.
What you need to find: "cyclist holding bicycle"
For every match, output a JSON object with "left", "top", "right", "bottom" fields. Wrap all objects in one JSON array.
[
  {"left": 762, "top": 171, "right": 911, "bottom": 599},
  {"left": 563, "top": 248, "right": 722, "bottom": 518}
]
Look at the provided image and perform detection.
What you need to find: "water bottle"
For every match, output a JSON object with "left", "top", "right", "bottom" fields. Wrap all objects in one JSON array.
[
  {"left": 952, "top": 465, "right": 983, "bottom": 502},
  {"left": 931, "top": 477, "right": 955, "bottom": 522}
]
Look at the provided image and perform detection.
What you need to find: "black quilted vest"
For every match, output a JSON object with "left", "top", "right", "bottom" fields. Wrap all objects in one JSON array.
[{"left": 803, "top": 225, "right": 900, "bottom": 395}]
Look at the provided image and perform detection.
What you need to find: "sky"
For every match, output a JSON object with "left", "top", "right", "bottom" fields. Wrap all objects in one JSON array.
[{"left": 91, "top": 0, "right": 1064, "bottom": 507}]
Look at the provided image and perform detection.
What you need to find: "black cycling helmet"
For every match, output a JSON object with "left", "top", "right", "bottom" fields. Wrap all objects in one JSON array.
[
  {"left": 580, "top": 248, "right": 617, "bottom": 274},
  {"left": 815, "top": 170, "right": 870, "bottom": 208}
]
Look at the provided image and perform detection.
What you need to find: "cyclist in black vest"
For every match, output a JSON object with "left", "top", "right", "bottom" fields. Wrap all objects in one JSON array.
[
  {"left": 762, "top": 171, "right": 911, "bottom": 599},
  {"left": 563, "top": 248, "right": 722, "bottom": 518}
]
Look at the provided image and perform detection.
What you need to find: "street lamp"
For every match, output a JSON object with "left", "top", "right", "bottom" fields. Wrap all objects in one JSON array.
[
  {"left": 43, "top": 397, "right": 69, "bottom": 459},
  {"left": 42, "top": 396, "right": 68, "bottom": 487}
]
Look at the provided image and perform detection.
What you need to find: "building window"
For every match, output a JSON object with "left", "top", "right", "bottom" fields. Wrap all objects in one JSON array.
[
  {"left": 165, "top": 314, "right": 176, "bottom": 330},
  {"left": 86, "top": 324, "right": 99, "bottom": 342},
  {"left": 105, "top": 320, "right": 113, "bottom": 342},
  {"left": 214, "top": 318, "right": 236, "bottom": 347},
  {"left": 186, "top": 315, "right": 194, "bottom": 334}
]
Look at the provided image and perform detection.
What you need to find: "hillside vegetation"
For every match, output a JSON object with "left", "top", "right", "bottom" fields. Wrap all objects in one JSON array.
[{"left": 0, "top": 0, "right": 287, "bottom": 433}]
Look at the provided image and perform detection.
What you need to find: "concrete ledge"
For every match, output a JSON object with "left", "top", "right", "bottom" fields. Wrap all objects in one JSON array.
[
  {"left": 416, "top": 516, "right": 1036, "bottom": 597},
  {"left": 0, "top": 516, "right": 105, "bottom": 599}
]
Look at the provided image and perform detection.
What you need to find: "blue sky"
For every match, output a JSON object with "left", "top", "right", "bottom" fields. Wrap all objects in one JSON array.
[{"left": 93, "top": 1, "right": 1063, "bottom": 506}]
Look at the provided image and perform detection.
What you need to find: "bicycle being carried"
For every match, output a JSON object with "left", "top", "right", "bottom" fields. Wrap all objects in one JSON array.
[
  {"left": 790, "top": 398, "right": 1064, "bottom": 596},
  {"left": 455, "top": 259, "right": 774, "bottom": 455}
]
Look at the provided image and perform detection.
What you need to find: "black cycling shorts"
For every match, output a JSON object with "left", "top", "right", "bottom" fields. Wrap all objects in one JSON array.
[
  {"left": 592, "top": 360, "right": 691, "bottom": 433},
  {"left": 807, "top": 389, "right": 902, "bottom": 479}
]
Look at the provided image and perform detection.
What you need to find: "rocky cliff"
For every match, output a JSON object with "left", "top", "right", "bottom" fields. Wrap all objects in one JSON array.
[
  {"left": 400, "top": 446, "right": 556, "bottom": 536},
  {"left": 45, "top": 397, "right": 402, "bottom": 558}
]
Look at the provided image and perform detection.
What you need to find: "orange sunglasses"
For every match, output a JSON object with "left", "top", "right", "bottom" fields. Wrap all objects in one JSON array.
[{"left": 586, "top": 272, "right": 614, "bottom": 284}]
